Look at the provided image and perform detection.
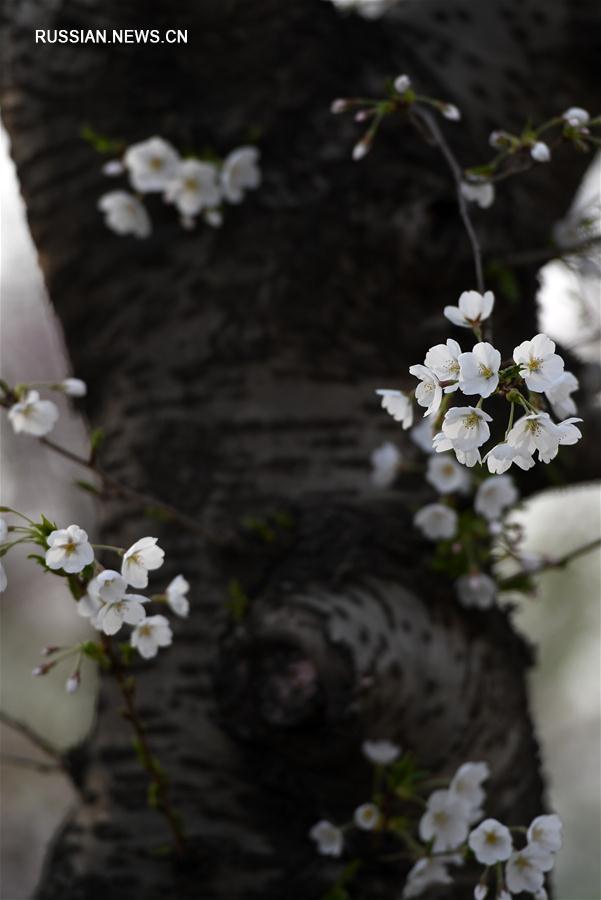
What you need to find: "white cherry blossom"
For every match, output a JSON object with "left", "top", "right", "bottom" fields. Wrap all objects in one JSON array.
[
  {"left": 131, "top": 614, "right": 173, "bottom": 659},
  {"left": 164, "top": 159, "right": 221, "bottom": 217},
  {"left": 45, "top": 525, "right": 94, "bottom": 574},
  {"left": 542, "top": 417, "right": 583, "bottom": 463},
  {"left": 124, "top": 136, "right": 180, "bottom": 193},
  {"left": 506, "top": 413, "right": 560, "bottom": 461},
  {"left": 92, "top": 570, "right": 149, "bottom": 636},
  {"left": 545, "top": 371, "right": 578, "bottom": 419},
  {"left": 121, "top": 537, "right": 165, "bottom": 589},
  {"left": 394, "top": 74, "right": 411, "bottom": 94},
  {"left": 513, "top": 334, "right": 564, "bottom": 392},
  {"left": 102, "top": 159, "right": 125, "bottom": 176},
  {"left": 402, "top": 857, "right": 454, "bottom": 898},
  {"left": 426, "top": 455, "right": 471, "bottom": 494},
  {"left": 458, "top": 342, "right": 501, "bottom": 398},
  {"left": 441, "top": 406, "right": 492, "bottom": 452},
  {"left": 505, "top": 845, "right": 553, "bottom": 894},
  {"left": 362, "top": 739, "right": 400, "bottom": 765},
  {"left": 474, "top": 886, "right": 488, "bottom": 900},
  {"left": 353, "top": 802, "right": 381, "bottom": 830},
  {"left": 527, "top": 814, "right": 563, "bottom": 855},
  {"left": 449, "top": 761, "right": 489, "bottom": 819},
  {"left": 411, "top": 417, "right": 436, "bottom": 454},
  {"left": 221, "top": 146, "right": 261, "bottom": 204},
  {"left": 433, "top": 432, "right": 482, "bottom": 467},
  {"left": 166, "top": 574, "right": 190, "bottom": 617},
  {"left": 424, "top": 339, "right": 462, "bottom": 391},
  {"left": 376, "top": 389, "right": 413, "bottom": 428},
  {"left": 414, "top": 503, "right": 458, "bottom": 541},
  {"left": 442, "top": 103, "right": 461, "bottom": 121},
  {"left": 98, "top": 191, "right": 151, "bottom": 239},
  {"left": 408, "top": 365, "right": 443, "bottom": 417},
  {"left": 60, "top": 378, "right": 87, "bottom": 397},
  {"left": 485, "top": 443, "right": 535, "bottom": 474},
  {"left": 461, "top": 180, "right": 495, "bottom": 209},
  {"left": 8, "top": 390, "right": 59, "bottom": 437},
  {"left": 370, "top": 442, "right": 402, "bottom": 488},
  {"left": 309, "top": 820, "right": 343, "bottom": 857},
  {"left": 418, "top": 789, "right": 470, "bottom": 852},
  {"left": 456, "top": 573, "right": 497, "bottom": 609},
  {"left": 444, "top": 291, "right": 495, "bottom": 329},
  {"left": 76, "top": 587, "right": 103, "bottom": 628},
  {"left": 531, "top": 142, "right": 551, "bottom": 163},
  {"left": 469, "top": 819, "right": 513, "bottom": 865},
  {"left": 475, "top": 475, "right": 518, "bottom": 521},
  {"left": 563, "top": 107, "right": 590, "bottom": 128}
]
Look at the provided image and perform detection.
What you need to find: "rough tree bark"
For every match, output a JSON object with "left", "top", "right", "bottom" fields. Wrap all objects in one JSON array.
[{"left": 1, "top": 0, "right": 599, "bottom": 898}]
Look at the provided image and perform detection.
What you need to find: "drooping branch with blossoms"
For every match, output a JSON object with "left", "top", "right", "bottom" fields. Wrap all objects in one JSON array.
[{"left": 0, "top": 7, "right": 600, "bottom": 895}]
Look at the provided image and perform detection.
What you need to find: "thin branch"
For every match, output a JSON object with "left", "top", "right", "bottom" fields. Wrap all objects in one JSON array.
[
  {"left": 0, "top": 709, "right": 63, "bottom": 762},
  {"left": 0, "top": 752, "right": 62, "bottom": 774},
  {"left": 38, "top": 436, "right": 219, "bottom": 542},
  {"left": 102, "top": 637, "right": 187, "bottom": 857},
  {"left": 412, "top": 107, "right": 485, "bottom": 296},
  {"left": 544, "top": 536, "right": 601, "bottom": 571},
  {"left": 499, "top": 234, "right": 601, "bottom": 269}
]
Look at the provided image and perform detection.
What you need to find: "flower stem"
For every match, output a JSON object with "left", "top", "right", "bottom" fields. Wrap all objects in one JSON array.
[{"left": 102, "top": 637, "right": 187, "bottom": 857}]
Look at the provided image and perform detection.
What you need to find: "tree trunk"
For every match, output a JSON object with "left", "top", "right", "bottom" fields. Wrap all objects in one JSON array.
[{"left": 1, "top": 1, "right": 599, "bottom": 897}]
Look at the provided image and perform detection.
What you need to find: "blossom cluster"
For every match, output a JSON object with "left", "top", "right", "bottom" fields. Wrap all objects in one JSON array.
[
  {"left": 309, "top": 739, "right": 562, "bottom": 900},
  {"left": 331, "top": 73, "right": 461, "bottom": 162},
  {"left": 378, "top": 290, "right": 581, "bottom": 474},
  {"left": 97, "top": 136, "right": 261, "bottom": 237},
  {"left": 462, "top": 107, "right": 601, "bottom": 210},
  {"left": 3, "top": 377, "right": 87, "bottom": 438},
  {"left": 0, "top": 511, "right": 191, "bottom": 691}
]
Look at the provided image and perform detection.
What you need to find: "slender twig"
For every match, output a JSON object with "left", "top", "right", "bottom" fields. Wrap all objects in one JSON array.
[
  {"left": 102, "top": 638, "right": 187, "bottom": 857},
  {"left": 499, "top": 233, "right": 601, "bottom": 269},
  {"left": 543, "top": 537, "right": 601, "bottom": 571},
  {"left": 38, "top": 436, "right": 216, "bottom": 542},
  {"left": 0, "top": 709, "right": 63, "bottom": 762},
  {"left": 0, "top": 752, "right": 62, "bottom": 774},
  {"left": 0, "top": 393, "right": 219, "bottom": 542},
  {"left": 412, "top": 107, "right": 485, "bottom": 296}
]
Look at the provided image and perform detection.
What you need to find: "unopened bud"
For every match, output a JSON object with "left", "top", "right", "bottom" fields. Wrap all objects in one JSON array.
[
  {"left": 393, "top": 74, "right": 411, "bottom": 95},
  {"left": 66, "top": 672, "right": 81, "bottom": 694},
  {"left": 352, "top": 139, "right": 370, "bottom": 161},
  {"left": 441, "top": 103, "right": 461, "bottom": 122},
  {"left": 330, "top": 98, "right": 349, "bottom": 115},
  {"left": 102, "top": 159, "right": 125, "bottom": 177},
  {"left": 32, "top": 662, "right": 55, "bottom": 677},
  {"left": 530, "top": 141, "right": 551, "bottom": 162},
  {"left": 41, "top": 645, "right": 62, "bottom": 657}
]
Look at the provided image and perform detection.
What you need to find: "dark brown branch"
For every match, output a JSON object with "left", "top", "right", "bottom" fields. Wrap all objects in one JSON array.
[
  {"left": 0, "top": 709, "right": 63, "bottom": 763},
  {"left": 0, "top": 752, "right": 62, "bottom": 774}
]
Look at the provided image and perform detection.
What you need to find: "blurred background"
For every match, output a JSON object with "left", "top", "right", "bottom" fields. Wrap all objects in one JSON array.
[{"left": 1, "top": 115, "right": 599, "bottom": 900}]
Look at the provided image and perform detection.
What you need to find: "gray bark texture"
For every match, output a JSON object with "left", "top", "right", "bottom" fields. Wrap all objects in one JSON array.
[{"left": 1, "top": 0, "right": 599, "bottom": 897}]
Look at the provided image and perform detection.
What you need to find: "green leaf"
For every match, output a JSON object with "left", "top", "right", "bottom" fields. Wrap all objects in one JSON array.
[
  {"left": 226, "top": 578, "right": 249, "bottom": 622},
  {"left": 143, "top": 505, "right": 173, "bottom": 522},
  {"left": 90, "top": 428, "right": 105, "bottom": 452},
  {"left": 147, "top": 781, "right": 160, "bottom": 809},
  {"left": 81, "top": 641, "right": 109, "bottom": 666},
  {"left": 75, "top": 479, "right": 101, "bottom": 496},
  {"left": 322, "top": 889, "right": 349, "bottom": 900},
  {"left": 486, "top": 261, "right": 521, "bottom": 304},
  {"left": 241, "top": 515, "right": 276, "bottom": 543},
  {"left": 81, "top": 125, "right": 124, "bottom": 155},
  {"left": 119, "top": 643, "right": 136, "bottom": 666}
]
